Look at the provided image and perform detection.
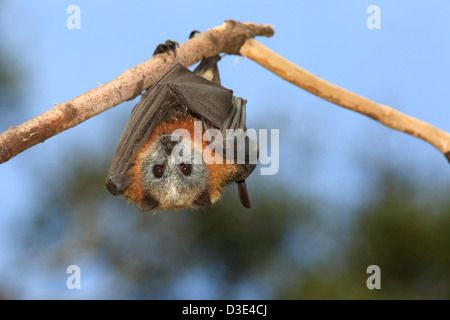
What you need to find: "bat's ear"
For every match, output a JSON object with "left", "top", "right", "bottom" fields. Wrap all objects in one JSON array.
[
  {"left": 140, "top": 193, "right": 159, "bottom": 211},
  {"left": 228, "top": 163, "right": 256, "bottom": 183},
  {"left": 193, "top": 189, "right": 212, "bottom": 207},
  {"left": 105, "top": 176, "right": 130, "bottom": 196}
]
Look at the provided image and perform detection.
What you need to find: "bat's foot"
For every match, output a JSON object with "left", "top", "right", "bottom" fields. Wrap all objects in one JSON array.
[
  {"left": 151, "top": 31, "right": 206, "bottom": 58},
  {"left": 153, "top": 40, "right": 179, "bottom": 57}
]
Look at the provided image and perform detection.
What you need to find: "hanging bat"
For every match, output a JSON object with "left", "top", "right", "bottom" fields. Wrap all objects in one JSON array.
[{"left": 105, "top": 37, "right": 257, "bottom": 211}]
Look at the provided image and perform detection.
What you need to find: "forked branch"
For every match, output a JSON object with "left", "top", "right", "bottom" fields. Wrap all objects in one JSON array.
[{"left": 1, "top": 20, "right": 449, "bottom": 164}]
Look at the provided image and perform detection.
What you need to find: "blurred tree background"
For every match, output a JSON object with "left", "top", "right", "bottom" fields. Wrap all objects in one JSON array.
[
  {"left": 6, "top": 143, "right": 450, "bottom": 299},
  {"left": 1, "top": 1, "right": 450, "bottom": 299}
]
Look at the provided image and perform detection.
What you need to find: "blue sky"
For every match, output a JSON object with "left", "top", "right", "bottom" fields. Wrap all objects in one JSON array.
[{"left": 1, "top": 0, "right": 450, "bottom": 298}]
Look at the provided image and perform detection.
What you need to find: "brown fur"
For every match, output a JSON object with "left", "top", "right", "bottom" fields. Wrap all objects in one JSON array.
[{"left": 124, "top": 113, "right": 244, "bottom": 209}]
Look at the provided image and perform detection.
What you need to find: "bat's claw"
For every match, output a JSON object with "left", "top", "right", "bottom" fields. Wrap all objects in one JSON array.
[
  {"left": 189, "top": 30, "right": 201, "bottom": 39},
  {"left": 153, "top": 40, "right": 179, "bottom": 57}
]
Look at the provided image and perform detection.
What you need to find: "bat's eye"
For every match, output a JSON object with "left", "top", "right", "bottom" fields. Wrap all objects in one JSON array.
[
  {"left": 153, "top": 165, "right": 165, "bottom": 178},
  {"left": 179, "top": 163, "right": 192, "bottom": 176}
]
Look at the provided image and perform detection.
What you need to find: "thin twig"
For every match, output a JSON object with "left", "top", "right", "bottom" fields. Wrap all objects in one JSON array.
[{"left": 240, "top": 38, "right": 450, "bottom": 162}]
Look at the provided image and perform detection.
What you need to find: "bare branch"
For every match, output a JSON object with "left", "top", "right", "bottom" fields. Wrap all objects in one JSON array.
[
  {"left": 240, "top": 38, "right": 450, "bottom": 162},
  {"left": 2, "top": 20, "right": 450, "bottom": 165},
  {"left": 0, "top": 20, "right": 274, "bottom": 164}
]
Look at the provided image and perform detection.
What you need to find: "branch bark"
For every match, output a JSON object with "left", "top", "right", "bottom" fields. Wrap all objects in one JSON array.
[
  {"left": 0, "top": 20, "right": 274, "bottom": 164},
  {"left": 1, "top": 20, "right": 450, "bottom": 164},
  {"left": 240, "top": 38, "right": 450, "bottom": 162}
]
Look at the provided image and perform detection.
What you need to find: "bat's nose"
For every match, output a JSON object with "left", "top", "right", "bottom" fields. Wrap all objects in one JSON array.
[{"left": 160, "top": 135, "right": 179, "bottom": 152}]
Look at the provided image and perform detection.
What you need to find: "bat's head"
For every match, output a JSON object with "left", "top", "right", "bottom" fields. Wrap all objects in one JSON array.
[
  {"left": 123, "top": 112, "right": 247, "bottom": 211},
  {"left": 135, "top": 131, "right": 210, "bottom": 210}
]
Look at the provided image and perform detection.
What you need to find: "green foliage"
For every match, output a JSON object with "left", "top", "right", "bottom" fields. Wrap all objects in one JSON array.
[
  {"left": 25, "top": 155, "right": 312, "bottom": 298},
  {"left": 277, "top": 172, "right": 450, "bottom": 299},
  {"left": 0, "top": 1, "right": 24, "bottom": 130},
  {"left": 20, "top": 150, "right": 450, "bottom": 299}
]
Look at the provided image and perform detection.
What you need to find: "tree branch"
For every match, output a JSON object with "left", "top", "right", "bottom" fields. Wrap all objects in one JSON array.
[
  {"left": 0, "top": 20, "right": 274, "bottom": 164},
  {"left": 240, "top": 38, "right": 450, "bottom": 162},
  {"left": 2, "top": 20, "right": 450, "bottom": 165}
]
